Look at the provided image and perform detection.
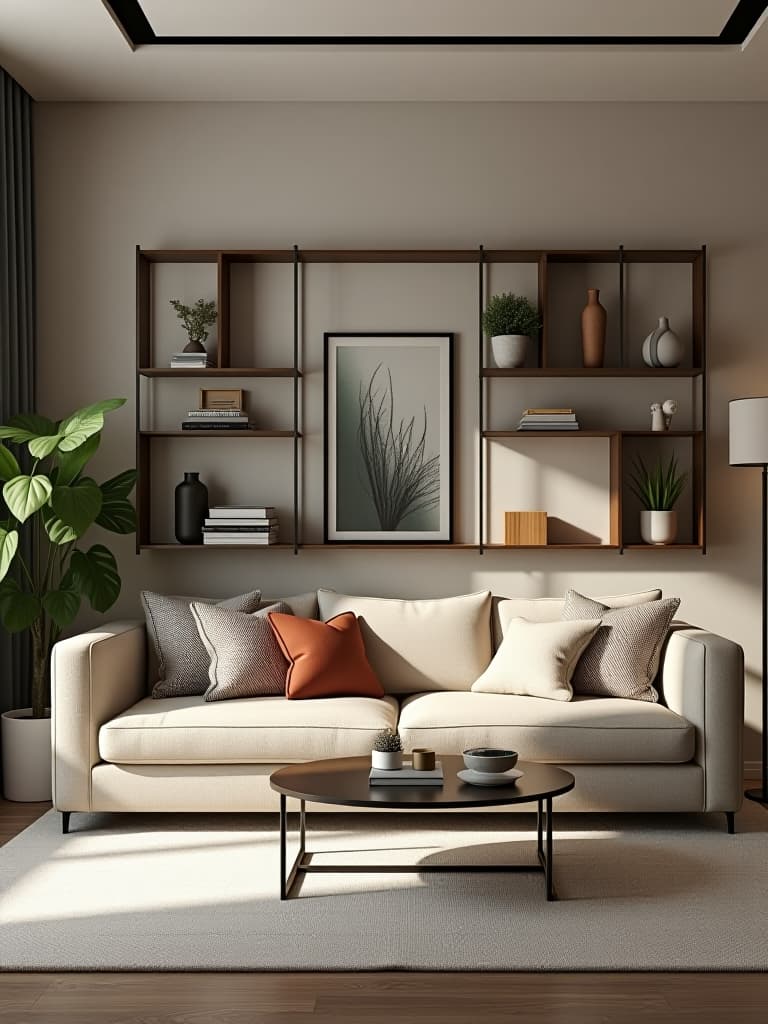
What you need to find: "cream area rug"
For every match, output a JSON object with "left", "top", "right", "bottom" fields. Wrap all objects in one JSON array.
[{"left": 0, "top": 804, "right": 766, "bottom": 971}]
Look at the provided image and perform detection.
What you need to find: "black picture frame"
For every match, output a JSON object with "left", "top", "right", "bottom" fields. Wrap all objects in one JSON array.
[{"left": 324, "top": 332, "right": 454, "bottom": 545}]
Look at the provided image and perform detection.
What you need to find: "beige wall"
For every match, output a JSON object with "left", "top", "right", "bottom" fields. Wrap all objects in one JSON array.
[{"left": 34, "top": 102, "right": 768, "bottom": 764}]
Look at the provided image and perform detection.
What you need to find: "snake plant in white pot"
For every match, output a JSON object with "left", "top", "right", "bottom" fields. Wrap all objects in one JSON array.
[
  {"left": 629, "top": 454, "right": 688, "bottom": 546},
  {"left": 0, "top": 399, "right": 136, "bottom": 800}
]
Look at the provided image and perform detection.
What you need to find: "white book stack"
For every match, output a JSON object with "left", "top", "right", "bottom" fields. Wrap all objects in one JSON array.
[
  {"left": 517, "top": 408, "right": 580, "bottom": 431},
  {"left": 170, "top": 351, "right": 213, "bottom": 369},
  {"left": 368, "top": 761, "right": 444, "bottom": 787},
  {"left": 203, "top": 505, "right": 279, "bottom": 545},
  {"left": 181, "top": 409, "right": 250, "bottom": 431}
]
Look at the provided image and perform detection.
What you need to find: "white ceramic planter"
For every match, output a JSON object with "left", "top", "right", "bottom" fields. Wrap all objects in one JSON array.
[
  {"left": 642, "top": 317, "right": 683, "bottom": 368},
  {"left": 1, "top": 708, "right": 52, "bottom": 801},
  {"left": 491, "top": 335, "right": 529, "bottom": 369},
  {"left": 640, "top": 510, "right": 678, "bottom": 546},
  {"left": 371, "top": 750, "right": 403, "bottom": 771}
]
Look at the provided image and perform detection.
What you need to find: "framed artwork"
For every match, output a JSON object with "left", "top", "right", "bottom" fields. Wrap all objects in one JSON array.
[{"left": 324, "top": 332, "right": 454, "bottom": 544}]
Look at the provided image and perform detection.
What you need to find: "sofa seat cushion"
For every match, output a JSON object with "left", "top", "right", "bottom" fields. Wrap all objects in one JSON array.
[
  {"left": 397, "top": 691, "right": 694, "bottom": 764},
  {"left": 99, "top": 694, "right": 398, "bottom": 765}
]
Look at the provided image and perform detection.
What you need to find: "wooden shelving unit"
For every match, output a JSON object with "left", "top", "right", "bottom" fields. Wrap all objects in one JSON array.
[{"left": 136, "top": 245, "right": 707, "bottom": 554}]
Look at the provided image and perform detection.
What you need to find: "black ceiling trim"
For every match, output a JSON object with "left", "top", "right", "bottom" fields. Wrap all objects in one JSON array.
[{"left": 103, "top": 0, "right": 768, "bottom": 48}]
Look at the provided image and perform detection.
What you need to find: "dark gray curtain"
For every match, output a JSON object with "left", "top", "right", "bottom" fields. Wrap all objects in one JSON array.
[{"left": 0, "top": 68, "right": 35, "bottom": 713}]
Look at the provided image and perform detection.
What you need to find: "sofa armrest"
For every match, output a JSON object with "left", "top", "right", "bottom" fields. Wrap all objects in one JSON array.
[
  {"left": 51, "top": 620, "right": 147, "bottom": 812},
  {"left": 659, "top": 625, "right": 744, "bottom": 812}
]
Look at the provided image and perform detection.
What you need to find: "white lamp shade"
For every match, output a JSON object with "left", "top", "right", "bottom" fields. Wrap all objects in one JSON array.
[{"left": 730, "top": 397, "right": 768, "bottom": 466}]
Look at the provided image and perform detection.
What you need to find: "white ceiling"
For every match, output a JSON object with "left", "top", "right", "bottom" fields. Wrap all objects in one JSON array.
[{"left": 1, "top": 0, "right": 767, "bottom": 102}]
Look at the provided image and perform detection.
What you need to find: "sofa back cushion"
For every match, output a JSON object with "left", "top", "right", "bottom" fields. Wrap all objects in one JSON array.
[
  {"left": 493, "top": 589, "right": 662, "bottom": 648},
  {"left": 316, "top": 589, "right": 492, "bottom": 693}
]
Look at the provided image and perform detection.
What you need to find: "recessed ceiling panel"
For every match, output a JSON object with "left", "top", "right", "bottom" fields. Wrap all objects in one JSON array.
[{"left": 141, "top": 0, "right": 737, "bottom": 39}]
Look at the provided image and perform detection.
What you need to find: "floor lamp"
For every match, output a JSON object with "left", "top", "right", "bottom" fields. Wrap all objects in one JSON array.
[{"left": 730, "top": 397, "right": 768, "bottom": 806}]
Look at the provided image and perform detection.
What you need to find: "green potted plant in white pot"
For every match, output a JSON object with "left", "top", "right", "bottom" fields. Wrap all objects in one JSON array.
[
  {"left": 629, "top": 453, "right": 687, "bottom": 546},
  {"left": 482, "top": 292, "right": 542, "bottom": 369},
  {"left": 0, "top": 399, "right": 136, "bottom": 801}
]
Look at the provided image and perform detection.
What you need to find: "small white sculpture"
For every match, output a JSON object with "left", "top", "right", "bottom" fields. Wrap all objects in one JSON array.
[
  {"left": 662, "top": 398, "right": 678, "bottom": 431},
  {"left": 650, "top": 399, "right": 678, "bottom": 432}
]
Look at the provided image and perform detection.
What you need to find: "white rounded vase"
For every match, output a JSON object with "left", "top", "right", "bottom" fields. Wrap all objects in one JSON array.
[
  {"left": 642, "top": 317, "right": 683, "bottom": 368},
  {"left": 491, "top": 335, "right": 529, "bottom": 369},
  {"left": 640, "top": 510, "right": 678, "bottom": 546},
  {"left": 1, "top": 708, "right": 52, "bottom": 801},
  {"left": 371, "top": 750, "right": 403, "bottom": 771}
]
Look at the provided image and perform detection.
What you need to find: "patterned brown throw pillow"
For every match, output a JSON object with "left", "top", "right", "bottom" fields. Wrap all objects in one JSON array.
[
  {"left": 144, "top": 590, "right": 262, "bottom": 698},
  {"left": 191, "top": 601, "right": 293, "bottom": 702},
  {"left": 561, "top": 589, "right": 680, "bottom": 702}
]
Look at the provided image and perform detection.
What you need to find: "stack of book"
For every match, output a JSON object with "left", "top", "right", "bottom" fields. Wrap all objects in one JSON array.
[
  {"left": 517, "top": 407, "right": 580, "bottom": 431},
  {"left": 181, "top": 409, "right": 250, "bottom": 431},
  {"left": 202, "top": 505, "right": 279, "bottom": 546},
  {"left": 170, "top": 351, "right": 213, "bottom": 370},
  {"left": 368, "top": 762, "right": 444, "bottom": 787}
]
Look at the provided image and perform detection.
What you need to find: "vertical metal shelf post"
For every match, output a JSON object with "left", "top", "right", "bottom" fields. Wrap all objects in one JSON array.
[
  {"left": 478, "top": 245, "right": 486, "bottom": 555},
  {"left": 618, "top": 244, "right": 625, "bottom": 368},
  {"left": 701, "top": 244, "right": 708, "bottom": 554},
  {"left": 292, "top": 244, "right": 301, "bottom": 555}
]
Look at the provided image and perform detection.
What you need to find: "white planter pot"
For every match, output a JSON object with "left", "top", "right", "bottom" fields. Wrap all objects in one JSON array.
[
  {"left": 371, "top": 749, "right": 403, "bottom": 771},
  {"left": 640, "top": 510, "right": 678, "bottom": 546},
  {"left": 642, "top": 317, "right": 683, "bottom": 368},
  {"left": 491, "top": 335, "right": 529, "bottom": 369},
  {"left": 1, "top": 709, "right": 52, "bottom": 802}
]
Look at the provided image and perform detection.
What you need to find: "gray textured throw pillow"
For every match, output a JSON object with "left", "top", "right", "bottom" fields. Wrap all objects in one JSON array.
[
  {"left": 143, "top": 590, "right": 262, "bottom": 698},
  {"left": 561, "top": 589, "right": 680, "bottom": 702},
  {"left": 191, "top": 600, "right": 293, "bottom": 702}
]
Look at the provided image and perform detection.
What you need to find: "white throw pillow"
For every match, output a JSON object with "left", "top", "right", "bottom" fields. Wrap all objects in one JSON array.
[
  {"left": 316, "top": 589, "right": 492, "bottom": 693},
  {"left": 472, "top": 616, "right": 601, "bottom": 702}
]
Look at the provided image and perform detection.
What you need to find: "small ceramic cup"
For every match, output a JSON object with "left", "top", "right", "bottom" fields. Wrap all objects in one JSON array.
[{"left": 412, "top": 748, "right": 436, "bottom": 771}]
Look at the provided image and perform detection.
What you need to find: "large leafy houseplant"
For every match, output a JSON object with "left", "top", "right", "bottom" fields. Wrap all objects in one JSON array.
[{"left": 0, "top": 399, "right": 136, "bottom": 719}]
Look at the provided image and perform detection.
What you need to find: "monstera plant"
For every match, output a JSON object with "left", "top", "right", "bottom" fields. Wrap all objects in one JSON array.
[{"left": 0, "top": 398, "right": 136, "bottom": 720}]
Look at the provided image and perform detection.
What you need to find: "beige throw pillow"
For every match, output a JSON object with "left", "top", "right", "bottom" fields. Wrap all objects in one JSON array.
[{"left": 472, "top": 617, "right": 601, "bottom": 701}]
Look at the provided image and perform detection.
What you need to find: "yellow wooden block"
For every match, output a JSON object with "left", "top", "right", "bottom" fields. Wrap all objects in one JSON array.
[{"left": 504, "top": 511, "right": 547, "bottom": 546}]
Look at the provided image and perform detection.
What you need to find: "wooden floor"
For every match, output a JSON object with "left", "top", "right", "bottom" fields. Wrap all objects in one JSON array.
[{"left": 1, "top": 798, "right": 766, "bottom": 1024}]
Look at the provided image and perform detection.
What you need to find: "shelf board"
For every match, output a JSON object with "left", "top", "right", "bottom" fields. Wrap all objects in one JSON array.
[
  {"left": 141, "top": 543, "right": 295, "bottom": 550},
  {"left": 482, "top": 543, "right": 619, "bottom": 550},
  {"left": 302, "top": 543, "right": 478, "bottom": 550},
  {"left": 484, "top": 430, "right": 615, "bottom": 439},
  {"left": 140, "top": 430, "right": 298, "bottom": 438},
  {"left": 483, "top": 367, "right": 702, "bottom": 378},
  {"left": 622, "top": 430, "right": 703, "bottom": 438},
  {"left": 140, "top": 542, "right": 622, "bottom": 552},
  {"left": 139, "top": 367, "right": 299, "bottom": 378},
  {"left": 622, "top": 544, "right": 704, "bottom": 550}
]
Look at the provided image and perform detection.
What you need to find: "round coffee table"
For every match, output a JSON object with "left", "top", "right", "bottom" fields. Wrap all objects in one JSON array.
[{"left": 270, "top": 755, "right": 574, "bottom": 902}]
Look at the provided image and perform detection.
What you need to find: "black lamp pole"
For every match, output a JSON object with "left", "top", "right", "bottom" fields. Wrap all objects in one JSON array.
[{"left": 745, "top": 465, "right": 768, "bottom": 805}]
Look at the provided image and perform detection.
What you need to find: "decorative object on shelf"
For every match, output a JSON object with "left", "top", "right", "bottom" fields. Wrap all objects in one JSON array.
[
  {"left": 642, "top": 316, "right": 683, "bottom": 368},
  {"left": 0, "top": 398, "right": 136, "bottom": 801},
  {"left": 729, "top": 396, "right": 768, "bottom": 807},
  {"left": 169, "top": 352, "right": 212, "bottom": 370},
  {"left": 517, "top": 408, "right": 579, "bottom": 431},
  {"left": 628, "top": 454, "right": 687, "bottom": 546},
  {"left": 174, "top": 471, "right": 209, "bottom": 544},
  {"left": 324, "top": 333, "right": 454, "bottom": 543},
  {"left": 504, "top": 511, "right": 547, "bottom": 546},
  {"left": 482, "top": 292, "right": 541, "bottom": 368},
  {"left": 371, "top": 728, "right": 404, "bottom": 771},
  {"left": 411, "top": 748, "right": 436, "bottom": 771},
  {"left": 199, "top": 388, "right": 243, "bottom": 411},
  {"left": 203, "top": 505, "right": 279, "bottom": 546},
  {"left": 650, "top": 399, "right": 679, "bottom": 432},
  {"left": 169, "top": 297, "right": 217, "bottom": 355},
  {"left": 581, "top": 288, "right": 607, "bottom": 368}
]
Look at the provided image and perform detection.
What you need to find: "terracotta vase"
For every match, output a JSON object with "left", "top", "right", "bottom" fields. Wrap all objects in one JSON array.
[{"left": 581, "top": 289, "right": 607, "bottom": 368}]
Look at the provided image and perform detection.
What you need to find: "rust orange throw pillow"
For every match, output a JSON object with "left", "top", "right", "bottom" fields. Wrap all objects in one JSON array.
[{"left": 268, "top": 611, "right": 384, "bottom": 700}]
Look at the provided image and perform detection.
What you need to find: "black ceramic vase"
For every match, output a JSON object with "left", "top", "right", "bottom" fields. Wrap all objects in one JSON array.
[{"left": 175, "top": 472, "right": 208, "bottom": 544}]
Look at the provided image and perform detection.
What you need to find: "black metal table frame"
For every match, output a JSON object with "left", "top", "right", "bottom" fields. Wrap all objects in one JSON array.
[{"left": 279, "top": 793, "right": 558, "bottom": 902}]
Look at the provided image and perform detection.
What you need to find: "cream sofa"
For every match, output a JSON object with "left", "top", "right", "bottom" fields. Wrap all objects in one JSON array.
[{"left": 51, "top": 588, "right": 744, "bottom": 832}]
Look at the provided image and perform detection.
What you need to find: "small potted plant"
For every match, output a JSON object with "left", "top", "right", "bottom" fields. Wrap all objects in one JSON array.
[
  {"left": 371, "top": 728, "right": 403, "bottom": 770},
  {"left": 482, "top": 292, "right": 542, "bottom": 369},
  {"left": 169, "top": 297, "right": 217, "bottom": 354},
  {"left": 629, "top": 454, "right": 687, "bottom": 546},
  {"left": 0, "top": 399, "right": 136, "bottom": 800}
]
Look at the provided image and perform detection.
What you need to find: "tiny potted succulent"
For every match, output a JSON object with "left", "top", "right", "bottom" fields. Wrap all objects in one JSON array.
[
  {"left": 371, "top": 728, "right": 403, "bottom": 770},
  {"left": 629, "top": 454, "right": 687, "bottom": 546},
  {"left": 482, "top": 292, "right": 542, "bottom": 369},
  {"left": 169, "top": 298, "right": 217, "bottom": 354}
]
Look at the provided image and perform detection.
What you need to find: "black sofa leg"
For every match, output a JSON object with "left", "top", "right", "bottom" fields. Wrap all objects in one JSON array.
[
  {"left": 725, "top": 811, "right": 735, "bottom": 835},
  {"left": 62, "top": 811, "right": 71, "bottom": 835}
]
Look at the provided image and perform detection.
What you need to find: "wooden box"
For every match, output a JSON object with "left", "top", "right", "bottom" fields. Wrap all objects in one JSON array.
[
  {"left": 199, "top": 388, "right": 244, "bottom": 411},
  {"left": 504, "top": 511, "right": 547, "bottom": 546}
]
